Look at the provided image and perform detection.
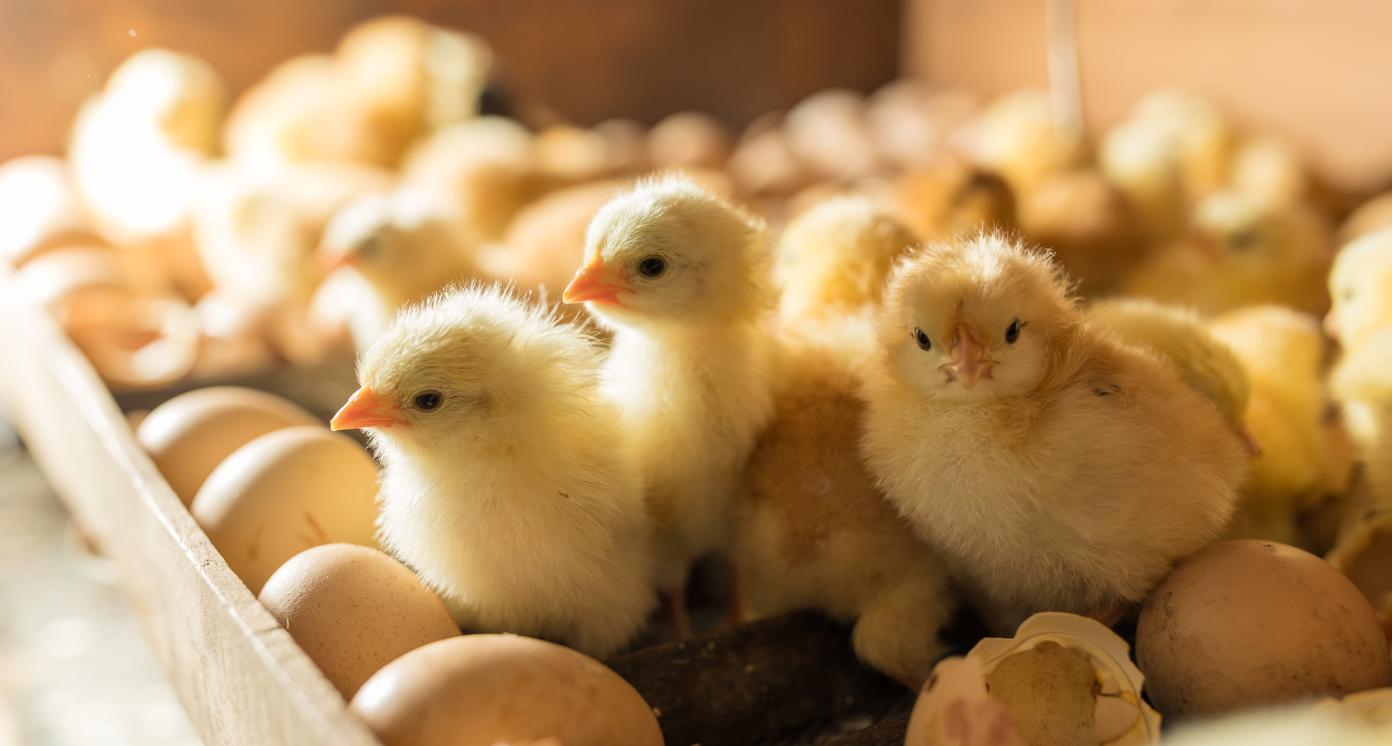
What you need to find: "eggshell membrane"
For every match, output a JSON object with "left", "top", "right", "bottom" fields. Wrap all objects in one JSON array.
[
  {"left": 350, "top": 634, "right": 662, "bottom": 746},
  {"left": 1137, "top": 539, "right": 1392, "bottom": 717},
  {"left": 138, "top": 387, "right": 320, "bottom": 505},
  {"left": 191, "top": 426, "right": 379, "bottom": 594},
  {"left": 74, "top": 296, "right": 202, "bottom": 391},
  {"left": 257, "top": 544, "right": 458, "bottom": 699},
  {"left": 906, "top": 656, "right": 1024, "bottom": 746}
]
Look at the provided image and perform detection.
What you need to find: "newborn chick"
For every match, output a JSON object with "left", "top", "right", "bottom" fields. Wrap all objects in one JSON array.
[
  {"left": 1325, "top": 229, "right": 1392, "bottom": 351},
  {"left": 861, "top": 235, "right": 1247, "bottom": 631},
  {"left": 320, "top": 189, "right": 482, "bottom": 349},
  {"left": 773, "top": 196, "right": 919, "bottom": 327},
  {"left": 563, "top": 176, "right": 775, "bottom": 632},
  {"left": 1125, "top": 190, "right": 1333, "bottom": 315},
  {"left": 330, "top": 286, "right": 655, "bottom": 656},
  {"left": 736, "top": 336, "right": 955, "bottom": 687}
]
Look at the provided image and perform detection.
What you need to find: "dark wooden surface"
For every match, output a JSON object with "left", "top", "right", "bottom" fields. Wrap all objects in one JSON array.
[{"left": 0, "top": 0, "right": 902, "bottom": 162}]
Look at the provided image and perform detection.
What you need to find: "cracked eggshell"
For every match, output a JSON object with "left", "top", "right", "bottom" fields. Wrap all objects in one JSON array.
[
  {"left": 258, "top": 544, "right": 458, "bottom": 699},
  {"left": 190, "top": 426, "right": 379, "bottom": 594},
  {"left": 967, "top": 612, "right": 1161, "bottom": 745},
  {"left": 0, "top": 155, "right": 105, "bottom": 267},
  {"left": 137, "top": 386, "right": 320, "bottom": 505},
  {"left": 350, "top": 634, "right": 662, "bottom": 746},
  {"left": 906, "top": 656, "right": 1024, "bottom": 746},
  {"left": 1137, "top": 540, "right": 1392, "bottom": 718}
]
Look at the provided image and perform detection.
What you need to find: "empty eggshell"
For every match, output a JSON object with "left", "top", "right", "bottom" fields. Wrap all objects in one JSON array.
[
  {"left": 75, "top": 296, "right": 202, "bottom": 391},
  {"left": 138, "top": 387, "right": 320, "bottom": 505},
  {"left": 0, "top": 155, "right": 105, "bottom": 267},
  {"left": 905, "top": 656, "right": 1024, "bottom": 746},
  {"left": 191, "top": 426, "right": 380, "bottom": 594},
  {"left": 258, "top": 544, "right": 458, "bottom": 699},
  {"left": 1137, "top": 540, "right": 1392, "bottom": 718},
  {"left": 350, "top": 634, "right": 662, "bottom": 746}
]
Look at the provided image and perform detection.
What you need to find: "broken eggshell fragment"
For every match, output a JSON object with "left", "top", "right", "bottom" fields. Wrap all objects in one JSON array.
[{"left": 915, "top": 612, "right": 1161, "bottom": 745}]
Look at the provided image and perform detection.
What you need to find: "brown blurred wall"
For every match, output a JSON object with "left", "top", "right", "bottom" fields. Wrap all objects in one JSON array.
[
  {"left": 0, "top": 0, "right": 902, "bottom": 163},
  {"left": 906, "top": 0, "right": 1392, "bottom": 193}
]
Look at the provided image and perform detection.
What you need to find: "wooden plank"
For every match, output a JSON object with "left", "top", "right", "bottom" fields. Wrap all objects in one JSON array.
[
  {"left": 0, "top": 292, "right": 378, "bottom": 746},
  {"left": 905, "top": 0, "right": 1392, "bottom": 192}
]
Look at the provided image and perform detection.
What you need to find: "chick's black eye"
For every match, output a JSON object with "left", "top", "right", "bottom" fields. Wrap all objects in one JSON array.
[
  {"left": 1005, "top": 318, "right": 1023, "bottom": 344},
  {"left": 913, "top": 328, "right": 932, "bottom": 351},
  {"left": 637, "top": 256, "right": 667, "bottom": 278},
  {"left": 1227, "top": 229, "right": 1260, "bottom": 251},
  {"left": 412, "top": 391, "right": 442, "bottom": 411},
  {"left": 356, "top": 235, "right": 381, "bottom": 260}
]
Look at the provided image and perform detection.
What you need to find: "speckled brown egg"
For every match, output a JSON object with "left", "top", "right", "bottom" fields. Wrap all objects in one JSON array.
[
  {"left": 350, "top": 634, "right": 662, "bottom": 746},
  {"left": 1137, "top": 539, "right": 1391, "bottom": 717},
  {"left": 190, "top": 425, "right": 379, "bottom": 594},
  {"left": 258, "top": 544, "right": 458, "bottom": 698},
  {"left": 137, "top": 387, "right": 320, "bottom": 505}
]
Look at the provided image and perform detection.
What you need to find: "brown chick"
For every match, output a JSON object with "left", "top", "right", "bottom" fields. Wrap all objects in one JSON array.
[
  {"left": 1210, "top": 306, "right": 1356, "bottom": 546},
  {"left": 1125, "top": 190, "right": 1334, "bottom": 316},
  {"left": 888, "top": 158, "right": 1017, "bottom": 242},
  {"left": 735, "top": 338, "right": 955, "bottom": 688},
  {"left": 861, "top": 234, "right": 1247, "bottom": 632},
  {"left": 773, "top": 196, "right": 919, "bottom": 329},
  {"left": 1018, "top": 169, "right": 1150, "bottom": 296}
]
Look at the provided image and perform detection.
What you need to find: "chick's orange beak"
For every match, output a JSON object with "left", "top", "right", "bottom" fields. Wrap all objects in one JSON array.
[
  {"left": 319, "top": 249, "right": 355, "bottom": 274},
  {"left": 945, "top": 327, "right": 992, "bottom": 388},
  {"left": 330, "top": 386, "right": 404, "bottom": 431},
  {"left": 563, "top": 257, "right": 628, "bottom": 305}
]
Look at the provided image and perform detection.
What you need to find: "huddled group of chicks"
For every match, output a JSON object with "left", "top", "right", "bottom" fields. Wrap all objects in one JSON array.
[{"left": 7, "top": 13, "right": 1392, "bottom": 715}]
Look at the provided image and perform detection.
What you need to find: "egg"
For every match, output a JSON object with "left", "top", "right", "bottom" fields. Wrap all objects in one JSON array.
[
  {"left": 258, "top": 544, "right": 458, "bottom": 699},
  {"left": 190, "top": 426, "right": 379, "bottom": 593},
  {"left": 1137, "top": 540, "right": 1392, "bottom": 717},
  {"left": 137, "top": 387, "right": 320, "bottom": 505},
  {"left": 350, "top": 634, "right": 662, "bottom": 746}
]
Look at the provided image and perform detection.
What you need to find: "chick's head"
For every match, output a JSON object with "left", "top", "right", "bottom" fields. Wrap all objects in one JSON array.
[
  {"left": 1184, "top": 191, "right": 1332, "bottom": 310},
  {"left": 880, "top": 234, "right": 1077, "bottom": 402},
  {"left": 563, "top": 176, "right": 768, "bottom": 328},
  {"left": 332, "top": 285, "right": 600, "bottom": 455},
  {"left": 320, "top": 191, "right": 474, "bottom": 302},
  {"left": 1326, "top": 229, "right": 1392, "bottom": 349}
]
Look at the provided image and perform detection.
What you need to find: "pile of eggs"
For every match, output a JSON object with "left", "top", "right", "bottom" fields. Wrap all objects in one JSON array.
[{"left": 6, "top": 10, "right": 1392, "bottom": 746}]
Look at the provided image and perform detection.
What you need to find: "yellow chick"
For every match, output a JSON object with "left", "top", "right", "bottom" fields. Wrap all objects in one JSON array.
[
  {"left": 735, "top": 335, "right": 956, "bottom": 688},
  {"left": 1210, "top": 306, "right": 1355, "bottom": 545},
  {"left": 647, "top": 111, "right": 732, "bottom": 171},
  {"left": 562, "top": 176, "right": 775, "bottom": 633},
  {"left": 773, "top": 196, "right": 919, "bottom": 327},
  {"left": 1126, "top": 89, "right": 1235, "bottom": 199},
  {"left": 1228, "top": 136, "right": 1321, "bottom": 208},
  {"left": 319, "top": 189, "right": 482, "bottom": 349},
  {"left": 1018, "top": 169, "right": 1150, "bottom": 296},
  {"left": 1331, "top": 326, "right": 1392, "bottom": 513},
  {"left": 1325, "top": 229, "right": 1392, "bottom": 351},
  {"left": 959, "top": 88, "right": 1087, "bottom": 196},
  {"left": 330, "top": 286, "right": 656, "bottom": 656},
  {"left": 861, "top": 234, "right": 1247, "bottom": 632},
  {"left": 1125, "top": 190, "right": 1334, "bottom": 315},
  {"left": 1086, "top": 298, "right": 1250, "bottom": 438},
  {"left": 1339, "top": 192, "right": 1392, "bottom": 245},
  {"left": 866, "top": 81, "right": 977, "bottom": 171},
  {"left": 783, "top": 89, "right": 883, "bottom": 183},
  {"left": 888, "top": 158, "right": 1017, "bottom": 242},
  {"left": 1099, "top": 115, "right": 1188, "bottom": 242}
]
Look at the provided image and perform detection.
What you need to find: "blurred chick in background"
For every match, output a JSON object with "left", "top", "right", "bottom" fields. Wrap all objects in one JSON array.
[
  {"left": 564, "top": 177, "right": 775, "bottom": 634},
  {"left": 772, "top": 196, "right": 919, "bottom": 331},
  {"left": 1340, "top": 193, "right": 1392, "bottom": 245},
  {"left": 958, "top": 88, "right": 1087, "bottom": 197},
  {"left": 861, "top": 235, "right": 1246, "bottom": 632},
  {"left": 1018, "top": 169, "right": 1150, "bottom": 296},
  {"left": 331, "top": 286, "right": 655, "bottom": 656},
  {"left": 1125, "top": 190, "right": 1333, "bottom": 316},
  {"left": 735, "top": 340, "right": 955, "bottom": 688},
  {"left": 886, "top": 159, "right": 1017, "bottom": 242},
  {"left": 1085, "top": 298, "right": 1251, "bottom": 443},
  {"left": 1210, "top": 306, "right": 1355, "bottom": 546},
  {"left": 319, "top": 189, "right": 483, "bottom": 349},
  {"left": 1325, "top": 229, "right": 1392, "bottom": 351}
]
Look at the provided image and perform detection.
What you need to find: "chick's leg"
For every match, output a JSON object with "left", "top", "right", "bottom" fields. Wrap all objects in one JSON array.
[
  {"left": 665, "top": 588, "right": 692, "bottom": 640},
  {"left": 722, "top": 554, "right": 748, "bottom": 627},
  {"left": 851, "top": 574, "right": 955, "bottom": 689}
]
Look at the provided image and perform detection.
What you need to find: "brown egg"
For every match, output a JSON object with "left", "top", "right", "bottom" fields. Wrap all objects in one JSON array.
[
  {"left": 647, "top": 111, "right": 732, "bottom": 170},
  {"left": 138, "top": 387, "right": 320, "bottom": 505},
  {"left": 1137, "top": 540, "right": 1391, "bottom": 717},
  {"left": 192, "top": 426, "right": 379, "bottom": 594},
  {"left": 258, "top": 544, "right": 458, "bottom": 699},
  {"left": 350, "top": 635, "right": 662, "bottom": 746}
]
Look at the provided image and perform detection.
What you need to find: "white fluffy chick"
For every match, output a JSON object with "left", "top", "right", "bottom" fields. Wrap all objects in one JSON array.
[
  {"left": 320, "top": 189, "right": 482, "bottom": 349},
  {"left": 861, "top": 234, "right": 1247, "bottom": 632},
  {"left": 330, "top": 286, "right": 655, "bottom": 656},
  {"left": 563, "top": 176, "right": 775, "bottom": 631},
  {"left": 736, "top": 337, "right": 955, "bottom": 687},
  {"left": 1325, "top": 229, "right": 1392, "bottom": 351}
]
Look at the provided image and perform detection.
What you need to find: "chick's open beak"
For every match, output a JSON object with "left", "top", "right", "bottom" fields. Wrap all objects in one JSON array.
[
  {"left": 330, "top": 386, "right": 404, "bottom": 431},
  {"left": 945, "top": 327, "right": 992, "bottom": 388},
  {"left": 563, "top": 257, "right": 628, "bottom": 305}
]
